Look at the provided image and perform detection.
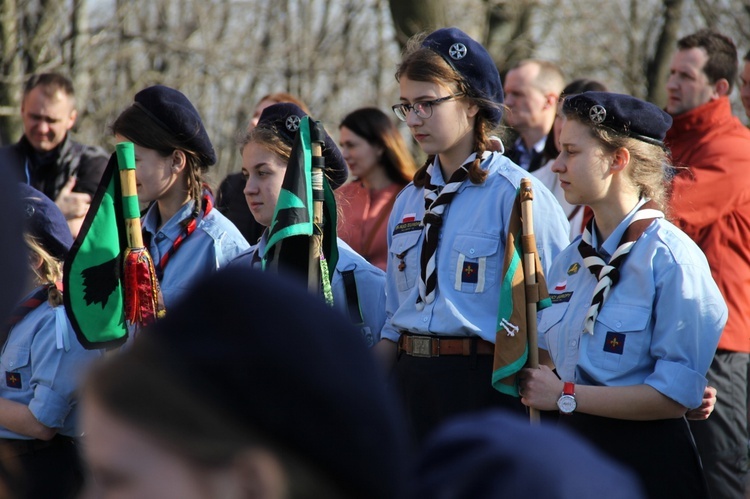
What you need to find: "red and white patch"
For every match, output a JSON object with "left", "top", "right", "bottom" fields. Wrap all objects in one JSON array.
[
  {"left": 402, "top": 213, "right": 416, "bottom": 223},
  {"left": 554, "top": 280, "right": 567, "bottom": 291}
]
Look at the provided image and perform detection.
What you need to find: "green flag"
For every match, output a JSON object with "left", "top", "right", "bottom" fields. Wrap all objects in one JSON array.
[
  {"left": 262, "top": 117, "right": 338, "bottom": 293},
  {"left": 63, "top": 154, "right": 128, "bottom": 349},
  {"left": 491, "top": 187, "right": 551, "bottom": 396}
]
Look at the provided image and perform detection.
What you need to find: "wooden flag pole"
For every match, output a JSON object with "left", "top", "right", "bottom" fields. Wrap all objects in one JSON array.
[
  {"left": 116, "top": 142, "right": 162, "bottom": 327},
  {"left": 308, "top": 121, "right": 325, "bottom": 295},
  {"left": 520, "top": 178, "right": 540, "bottom": 424}
]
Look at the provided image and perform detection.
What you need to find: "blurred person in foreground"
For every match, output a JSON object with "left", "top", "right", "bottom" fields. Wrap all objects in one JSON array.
[{"left": 79, "top": 267, "right": 409, "bottom": 499}]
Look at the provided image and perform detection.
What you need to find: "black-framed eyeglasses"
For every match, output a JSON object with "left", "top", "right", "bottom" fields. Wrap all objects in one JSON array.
[{"left": 391, "top": 93, "right": 465, "bottom": 121}]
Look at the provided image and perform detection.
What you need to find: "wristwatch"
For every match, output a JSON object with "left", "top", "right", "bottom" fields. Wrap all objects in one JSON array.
[{"left": 557, "top": 382, "right": 577, "bottom": 415}]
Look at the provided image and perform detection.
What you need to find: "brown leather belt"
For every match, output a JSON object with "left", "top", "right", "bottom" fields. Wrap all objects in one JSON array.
[{"left": 398, "top": 334, "right": 494, "bottom": 357}]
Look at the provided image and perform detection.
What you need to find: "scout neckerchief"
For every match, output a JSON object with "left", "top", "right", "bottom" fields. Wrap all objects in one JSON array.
[
  {"left": 416, "top": 160, "right": 470, "bottom": 310},
  {"left": 144, "top": 191, "right": 214, "bottom": 280},
  {"left": 577, "top": 199, "right": 663, "bottom": 334}
]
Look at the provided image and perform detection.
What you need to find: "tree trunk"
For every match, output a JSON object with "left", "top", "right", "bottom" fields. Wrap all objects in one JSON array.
[
  {"left": 0, "top": 0, "right": 21, "bottom": 145},
  {"left": 646, "top": 0, "right": 684, "bottom": 107},
  {"left": 388, "top": 0, "right": 447, "bottom": 49}
]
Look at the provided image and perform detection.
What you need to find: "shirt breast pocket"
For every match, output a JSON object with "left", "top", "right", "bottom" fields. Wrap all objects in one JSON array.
[
  {"left": 588, "top": 305, "right": 651, "bottom": 372},
  {"left": 1, "top": 346, "right": 30, "bottom": 389},
  {"left": 450, "top": 233, "right": 500, "bottom": 293},
  {"left": 539, "top": 302, "right": 569, "bottom": 366},
  {"left": 389, "top": 230, "right": 422, "bottom": 292}
]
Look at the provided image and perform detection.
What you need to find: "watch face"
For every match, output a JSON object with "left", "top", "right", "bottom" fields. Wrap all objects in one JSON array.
[{"left": 557, "top": 394, "right": 577, "bottom": 414}]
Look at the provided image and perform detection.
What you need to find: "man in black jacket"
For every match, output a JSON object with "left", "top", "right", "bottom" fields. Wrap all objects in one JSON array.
[{"left": 1, "top": 73, "right": 107, "bottom": 237}]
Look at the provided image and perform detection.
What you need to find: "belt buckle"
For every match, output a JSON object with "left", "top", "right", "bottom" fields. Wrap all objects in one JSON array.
[{"left": 411, "top": 336, "right": 433, "bottom": 358}]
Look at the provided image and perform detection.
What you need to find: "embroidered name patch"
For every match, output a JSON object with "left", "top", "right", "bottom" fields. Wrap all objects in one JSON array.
[
  {"left": 393, "top": 221, "right": 422, "bottom": 234},
  {"left": 603, "top": 331, "right": 625, "bottom": 354},
  {"left": 550, "top": 292, "right": 573, "bottom": 304},
  {"left": 5, "top": 372, "right": 21, "bottom": 389},
  {"left": 461, "top": 262, "right": 478, "bottom": 283}
]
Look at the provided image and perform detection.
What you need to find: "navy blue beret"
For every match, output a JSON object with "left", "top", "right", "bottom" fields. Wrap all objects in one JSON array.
[
  {"left": 255, "top": 103, "right": 348, "bottom": 189},
  {"left": 136, "top": 267, "right": 409, "bottom": 499},
  {"left": 422, "top": 27, "right": 504, "bottom": 126},
  {"left": 563, "top": 91, "right": 673, "bottom": 146},
  {"left": 134, "top": 85, "right": 217, "bottom": 166},
  {"left": 18, "top": 183, "right": 73, "bottom": 261},
  {"left": 409, "top": 410, "right": 644, "bottom": 499}
]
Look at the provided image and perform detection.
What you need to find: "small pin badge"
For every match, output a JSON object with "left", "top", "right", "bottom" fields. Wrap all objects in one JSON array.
[
  {"left": 285, "top": 115, "right": 301, "bottom": 132},
  {"left": 567, "top": 263, "right": 580, "bottom": 275},
  {"left": 449, "top": 43, "right": 467, "bottom": 60},
  {"left": 589, "top": 105, "right": 606, "bottom": 124}
]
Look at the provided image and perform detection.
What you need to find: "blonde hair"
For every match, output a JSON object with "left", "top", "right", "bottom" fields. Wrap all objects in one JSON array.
[{"left": 25, "top": 234, "right": 63, "bottom": 307}]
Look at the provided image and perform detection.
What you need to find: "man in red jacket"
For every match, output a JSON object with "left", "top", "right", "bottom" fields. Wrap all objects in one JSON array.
[{"left": 666, "top": 29, "right": 750, "bottom": 499}]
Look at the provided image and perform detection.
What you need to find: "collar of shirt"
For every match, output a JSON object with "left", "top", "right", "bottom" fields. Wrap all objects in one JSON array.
[
  {"left": 427, "top": 151, "right": 491, "bottom": 189},
  {"left": 142, "top": 199, "right": 198, "bottom": 244},
  {"left": 593, "top": 198, "right": 648, "bottom": 259}
]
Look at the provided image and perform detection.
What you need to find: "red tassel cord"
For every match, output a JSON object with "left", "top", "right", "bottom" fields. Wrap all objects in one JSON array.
[{"left": 123, "top": 248, "right": 165, "bottom": 327}]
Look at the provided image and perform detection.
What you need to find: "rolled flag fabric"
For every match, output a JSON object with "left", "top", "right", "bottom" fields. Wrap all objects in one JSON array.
[
  {"left": 262, "top": 116, "right": 338, "bottom": 299},
  {"left": 492, "top": 186, "right": 551, "bottom": 396}
]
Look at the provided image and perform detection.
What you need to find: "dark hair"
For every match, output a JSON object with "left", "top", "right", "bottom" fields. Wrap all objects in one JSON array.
[
  {"left": 339, "top": 107, "right": 416, "bottom": 186},
  {"left": 744, "top": 48, "right": 750, "bottom": 62},
  {"left": 677, "top": 29, "right": 738, "bottom": 92},
  {"left": 23, "top": 73, "right": 75, "bottom": 98},
  {"left": 543, "top": 78, "right": 608, "bottom": 160},
  {"left": 396, "top": 33, "right": 498, "bottom": 187},
  {"left": 23, "top": 73, "right": 76, "bottom": 109},
  {"left": 112, "top": 105, "right": 208, "bottom": 221}
]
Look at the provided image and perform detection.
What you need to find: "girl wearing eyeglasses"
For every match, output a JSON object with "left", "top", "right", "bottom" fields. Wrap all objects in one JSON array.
[{"left": 373, "top": 27, "right": 569, "bottom": 443}]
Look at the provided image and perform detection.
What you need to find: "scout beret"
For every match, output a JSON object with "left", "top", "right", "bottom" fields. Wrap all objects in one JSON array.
[
  {"left": 136, "top": 267, "right": 409, "bottom": 499},
  {"left": 422, "top": 27, "right": 504, "bottom": 126},
  {"left": 409, "top": 409, "right": 645, "bottom": 499},
  {"left": 255, "top": 103, "right": 348, "bottom": 189},
  {"left": 563, "top": 91, "right": 673, "bottom": 146},
  {"left": 18, "top": 183, "right": 73, "bottom": 261},
  {"left": 134, "top": 85, "right": 217, "bottom": 166}
]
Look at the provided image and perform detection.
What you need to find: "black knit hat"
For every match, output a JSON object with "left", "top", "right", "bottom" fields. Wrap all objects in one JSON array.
[
  {"left": 563, "top": 91, "right": 673, "bottom": 146},
  {"left": 133, "top": 85, "right": 217, "bottom": 166},
  {"left": 421, "top": 27, "right": 505, "bottom": 126},
  {"left": 19, "top": 183, "right": 73, "bottom": 260},
  {"left": 134, "top": 267, "right": 409, "bottom": 499},
  {"left": 255, "top": 103, "right": 349, "bottom": 189}
]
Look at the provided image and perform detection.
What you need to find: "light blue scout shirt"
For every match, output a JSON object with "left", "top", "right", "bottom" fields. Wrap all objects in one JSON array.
[
  {"left": 0, "top": 292, "right": 102, "bottom": 439},
  {"left": 230, "top": 235, "right": 387, "bottom": 347},
  {"left": 380, "top": 151, "right": 570, "bottom": 343},
  {"left": 142, "top": 200, "right": 250, "bottom": 309},
  {"left": 538, "top": 200, "right": 727, "bottom": 409}
]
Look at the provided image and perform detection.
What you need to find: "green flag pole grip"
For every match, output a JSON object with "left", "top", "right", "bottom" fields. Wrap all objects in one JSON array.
[{"left": 116, "top": 142, "right": 145, "bottom": 248}]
